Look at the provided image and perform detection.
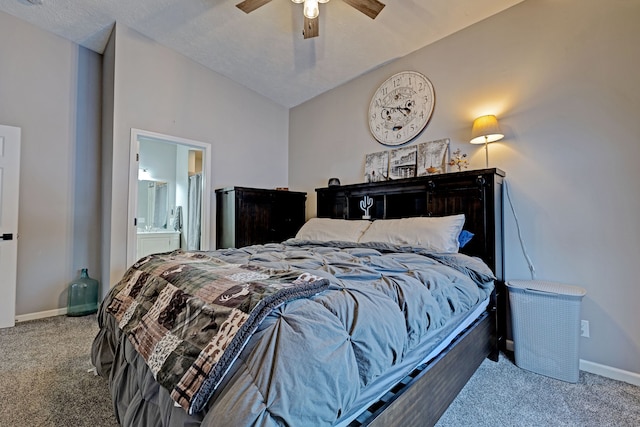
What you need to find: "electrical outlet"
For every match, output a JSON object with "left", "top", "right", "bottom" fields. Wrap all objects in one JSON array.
[{"left": 581, "top": 320, "right": 590, "bottom": 338}]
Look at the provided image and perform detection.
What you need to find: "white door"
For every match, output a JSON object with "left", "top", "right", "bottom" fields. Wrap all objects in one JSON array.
[{"left": 0, "top": 125, "right": 21, "bottom": 329}]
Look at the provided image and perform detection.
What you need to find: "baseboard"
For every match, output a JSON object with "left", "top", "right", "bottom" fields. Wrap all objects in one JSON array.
[
  {"left": 580, "top": 359, "right": 640, "bottom": 387},
  {"left": 506, "top": 339, "right": 639, "bottom": 386},
  {"left": 15, "top": 307, "right": 67, "bottom": 323}
]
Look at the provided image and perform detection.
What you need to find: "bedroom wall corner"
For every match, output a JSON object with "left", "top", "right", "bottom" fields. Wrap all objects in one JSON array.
[
  {"left": 101, "top": 25, "right": 116, "bottom": 299},
  {"left": 0, "top": 10, "right": 103, "bottom": 316}
]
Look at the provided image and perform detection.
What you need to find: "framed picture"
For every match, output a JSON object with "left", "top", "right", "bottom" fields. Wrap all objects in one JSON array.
[
  {"left": 417, "top": 138, "right": 450, "bottom": 176},
  {"left": 364, "top": 151, "right": 389, "bottom": 183},
  {"left": 389, "top": 146, "right": 417, "bottom": 180}
]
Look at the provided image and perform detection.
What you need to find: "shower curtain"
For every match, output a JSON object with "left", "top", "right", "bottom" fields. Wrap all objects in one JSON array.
[{"left": 187, "top": 173, "right": 202, "bottom": 250}]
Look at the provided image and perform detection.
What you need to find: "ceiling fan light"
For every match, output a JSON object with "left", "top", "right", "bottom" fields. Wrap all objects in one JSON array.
[
  {"left": 291, "top": 0, "right": 304, "bottom": 3},
  {"left": 318, "top": 0, "right": 330, "bottom": 3},
  {"left": 303, "top": 0, "right": 319, "bottom": 19}
]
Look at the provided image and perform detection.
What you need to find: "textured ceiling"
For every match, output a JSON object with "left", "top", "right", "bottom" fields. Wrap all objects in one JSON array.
[{"left": 0, "top": 0, "right": 523, "bottom": 107}]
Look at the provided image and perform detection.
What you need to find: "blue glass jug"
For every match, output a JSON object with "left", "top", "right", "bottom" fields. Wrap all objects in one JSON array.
[{"left": 67, "top": 268, "right": 99, "bottom": 316}]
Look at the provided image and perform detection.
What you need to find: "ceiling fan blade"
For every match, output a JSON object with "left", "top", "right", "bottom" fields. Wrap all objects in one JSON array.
[
  {"left": 303, "top": 16, "right": 319, "bottom": 39},
  {"left": 342, "top": 0, "right": 385, "bottom": 19},
  {"left": 236, "top": 0, "right": 273, "bottom": 14}
]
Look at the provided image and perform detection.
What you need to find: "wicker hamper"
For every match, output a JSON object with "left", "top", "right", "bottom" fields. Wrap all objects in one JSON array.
[{"left": 507, "top": 280, "right": 586, "bottom": 383}]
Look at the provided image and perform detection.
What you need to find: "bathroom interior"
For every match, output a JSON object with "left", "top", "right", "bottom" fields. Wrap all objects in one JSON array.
[{"left": 136, "top": 136, "right": 203, "bottom": 259}]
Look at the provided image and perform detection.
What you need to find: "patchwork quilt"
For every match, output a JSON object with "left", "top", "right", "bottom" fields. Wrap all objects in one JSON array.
[{"left": 104, "top": 250, "right": 329, "bottom": 414}]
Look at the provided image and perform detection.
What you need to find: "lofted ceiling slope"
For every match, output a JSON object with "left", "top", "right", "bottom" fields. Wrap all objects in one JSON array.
[{"left": 0, "top": 0, "right": 523, "bottom": 107}]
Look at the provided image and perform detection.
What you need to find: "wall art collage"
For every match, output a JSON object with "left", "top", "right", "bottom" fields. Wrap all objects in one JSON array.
[{"left": 364, "top": 138, "right": 450, "bottom": 183}]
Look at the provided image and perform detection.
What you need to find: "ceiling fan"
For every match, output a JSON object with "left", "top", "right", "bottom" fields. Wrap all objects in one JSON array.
[{"left": 236, "top": 0, "right": 385, "bottom": 39}]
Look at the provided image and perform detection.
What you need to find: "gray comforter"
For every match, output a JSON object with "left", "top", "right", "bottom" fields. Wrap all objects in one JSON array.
[{"left": 92, "top": 239, "right": 495, "bottom": 426}]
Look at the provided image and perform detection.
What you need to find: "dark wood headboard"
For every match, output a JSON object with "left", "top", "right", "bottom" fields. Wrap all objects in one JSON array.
[
  {"left": 316, "top": 168, "right": 506, "bottom": 351},
  {"left": 316, "top": 168, "right": 505, "bottom": 280}
]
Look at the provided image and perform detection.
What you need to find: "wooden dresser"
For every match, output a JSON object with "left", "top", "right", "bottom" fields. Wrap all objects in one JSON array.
[{"left": 215, "top": 187, "right": 306, "bottom": 248}]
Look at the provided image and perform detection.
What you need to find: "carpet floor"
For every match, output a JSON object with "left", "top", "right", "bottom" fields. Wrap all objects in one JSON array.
[
  {"left": 1, "top": 315, "right": 638, "bottom": 426},
  {"left": 0, "top": 315, "right": 118, "bottom": 427},
  {"left": 436, "top": 351, "right": 640, "bottom": 426}
]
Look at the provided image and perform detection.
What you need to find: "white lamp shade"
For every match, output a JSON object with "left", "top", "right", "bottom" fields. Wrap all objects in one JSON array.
[
  {"left": 291, "top": 0, "right": 304, "bottom": 4},
  {"left": 470, "top": 115, "right": 504, "bottom": 144}
]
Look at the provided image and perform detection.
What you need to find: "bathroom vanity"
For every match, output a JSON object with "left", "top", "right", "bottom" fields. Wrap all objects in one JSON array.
[{"left": 136, "top": 230, "right": 180, "bottom": 259}]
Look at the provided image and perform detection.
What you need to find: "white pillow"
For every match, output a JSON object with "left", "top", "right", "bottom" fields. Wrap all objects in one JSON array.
[
  {"left": 295, "top": 218, "right": 372, "bottom": 242},
  {"left": 357, "top": 214, "right": 465, "bottom": 253}
]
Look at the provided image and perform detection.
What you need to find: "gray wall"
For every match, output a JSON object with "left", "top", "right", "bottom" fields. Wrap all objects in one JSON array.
[
  {"left": 0, "top": 11, "right": 102, "bottom": 315},
  {"left": 289, "top": 0, "right": 640, "bottom": 375},
  {"left": 101, "top": 24, "right": 291, "bottom": 290},
  {"left": 1, "top": 14, "right": 291, "bottom": 315}
]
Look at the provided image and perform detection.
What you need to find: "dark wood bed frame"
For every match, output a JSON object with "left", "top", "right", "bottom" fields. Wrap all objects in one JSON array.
[{"left": 315, "top": 168, "right": 506, "bottom": 427}]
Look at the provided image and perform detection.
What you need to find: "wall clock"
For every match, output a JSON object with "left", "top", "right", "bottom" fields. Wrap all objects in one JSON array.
[{"left": 368, "top": 71, "right": 435, "bottom": 146}]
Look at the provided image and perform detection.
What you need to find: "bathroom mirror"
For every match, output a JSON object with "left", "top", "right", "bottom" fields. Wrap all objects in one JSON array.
[{"left": 138, "top": 180, "right": 169, "bottom": 230}]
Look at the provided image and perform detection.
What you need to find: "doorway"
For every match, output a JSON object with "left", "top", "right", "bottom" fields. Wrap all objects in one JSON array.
[{"left": 127, "top": 129, "right": 211, "bottom": 267}]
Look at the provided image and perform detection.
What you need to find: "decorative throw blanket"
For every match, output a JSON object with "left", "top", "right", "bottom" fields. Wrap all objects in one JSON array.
[{"left": 106, "top": 250, "right": 329, "bottom": 414}]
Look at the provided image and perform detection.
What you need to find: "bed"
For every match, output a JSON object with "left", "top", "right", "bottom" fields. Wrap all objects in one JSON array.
[{"left": 92, "top": 168, "right": 505, "bottom": 427}]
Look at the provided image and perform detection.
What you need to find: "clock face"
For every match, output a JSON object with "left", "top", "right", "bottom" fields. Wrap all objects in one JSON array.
[{"left": 368, "top": 71, "right": 435, "bottom": 146}]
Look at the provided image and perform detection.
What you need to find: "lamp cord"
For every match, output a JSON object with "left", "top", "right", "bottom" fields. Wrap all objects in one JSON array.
[{"left": 504, "top": 179, "right": 536, "bottom": 280}]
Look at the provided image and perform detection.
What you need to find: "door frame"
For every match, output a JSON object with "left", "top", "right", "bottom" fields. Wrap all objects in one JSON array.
[
  {"left": 127, "top": 129, "right": 211, "bottom": 267},
  {"left": 0, "top": 125, "right": 21, "bottom": 328}
]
